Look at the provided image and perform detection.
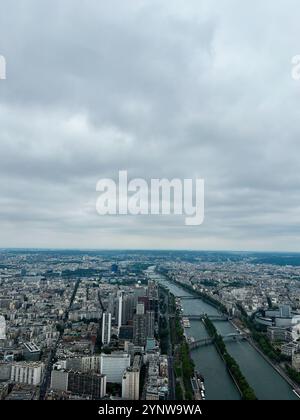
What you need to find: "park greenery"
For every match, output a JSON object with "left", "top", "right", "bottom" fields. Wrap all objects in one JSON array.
[
  {"left": 159, "top": 286, "right": 195, "bottom": 400},
  {"left": 285, "top": 365, "right": 300, "bottom": 385},
  {"left": 172, "top": 313, "right": 195, "bottom": 400}
]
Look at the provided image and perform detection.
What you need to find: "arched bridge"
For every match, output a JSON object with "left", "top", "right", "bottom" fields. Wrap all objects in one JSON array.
[
  {"left": 185, "top": 314, "right": 229, "bottom": 321},
  {"left": 189, "top": 333, "right": 247, "bottom": 350}
]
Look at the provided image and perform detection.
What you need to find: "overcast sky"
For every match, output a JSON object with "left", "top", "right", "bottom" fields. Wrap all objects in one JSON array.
[{"left": 1, "top": 0, "right": 300, "bottom": 251}]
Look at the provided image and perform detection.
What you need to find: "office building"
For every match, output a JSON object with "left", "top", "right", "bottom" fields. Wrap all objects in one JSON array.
[
  {"left": 68, "top": 371, "right": 107, "bottom": 399},
  {"left": 122, "top": 356, "right": 141, "bottom": 400},
  {"left": 10, "top": 362, "right": 44, "bottom": 386},
  {"left": 279, "top": 305, "right": 292, "bottom": 318},
  {"left": 101, "top": 312, "right": 112, "bottom": 346},
  {"left": 81, "top": 356, "right": 101, "bottom": 373},
  {"left": 136, "top": 303, "right": 145, "bottom": 315},
  {"left": 23, "top": 342, "right": 41, "bottom": 362},
  {"left": 118, "top": 291, "right": 123, "bottom": 332},
  {"left": 122, "top": 294, "right": 135, "bottom": 325},
  {"left": 100, "top": 352, "right": 130, "bottom": 384},
  {"left": 119, "top": 326, "right": 133, "bottom": 345},
  {"left": 51, "top": 369, "right": 69, "bottom": 392},
  {"left": 133, "top": 313, "right": 147, "bottom": 347},
  {"left": 0, "top": 316, "right": 6, "bottom": 340},
  {"left": 51, "top": 369, "right": 107, "bottom": 399},
  {"left": 146, "top": 311, "right": 155, "bottom": 338}
]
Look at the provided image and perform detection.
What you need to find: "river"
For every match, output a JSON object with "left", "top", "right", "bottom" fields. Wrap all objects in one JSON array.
[{"left": 150, "top": 270, "right": 298, "bottom": 401}]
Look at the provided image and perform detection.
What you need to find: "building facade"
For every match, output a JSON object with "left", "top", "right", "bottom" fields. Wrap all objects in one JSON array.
[
  {"left": 101, "top": 312, "right": 112, "bottom": 346},
  {"left": 10, "top": 362, "right": 44, "bottom": 386},
  {"left": 100, "top": 352, "right": 130, "bottom": 384}
]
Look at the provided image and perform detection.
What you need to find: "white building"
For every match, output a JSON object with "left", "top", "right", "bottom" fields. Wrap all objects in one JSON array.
[
  {"left": 0, "top": 316, "right": 6, "bottom": 340},
  {"left": 102, "top": 312, "right": 112, "bottom": 346},
  {"left": 136, "top": 303, "right": 145, "bottom": 315},
  {"left": 118, "top": 292, "right": 123, "bottom": 332},
  {"left": 10, "top": 362, "right": 44, "bottom": 386},
  {"left": 100, "top": 352, "right": 130, "bottom": 384}
]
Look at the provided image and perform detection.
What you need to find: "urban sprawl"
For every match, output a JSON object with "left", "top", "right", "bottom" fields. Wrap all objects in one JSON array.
[{"left": 0, "top": 250, "right": 300, "bottom": 400}]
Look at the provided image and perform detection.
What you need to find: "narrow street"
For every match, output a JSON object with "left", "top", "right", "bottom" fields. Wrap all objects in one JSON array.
[{"left": 39, "top": 278, "right": 81, "bottom": 400}]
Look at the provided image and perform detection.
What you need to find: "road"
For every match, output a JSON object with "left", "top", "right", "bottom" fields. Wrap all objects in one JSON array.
[
  {"left": 165, "top": 291, "right": 176, "bottom": 400},
  {"left": 39, "top": 278, "right": 81, "bottom": 400},
  {"left": 167, "top": 355, "right": 176, "bottom": 400},
  {"left": 159, "top": 287, "right": 176, "bottom": 400}
]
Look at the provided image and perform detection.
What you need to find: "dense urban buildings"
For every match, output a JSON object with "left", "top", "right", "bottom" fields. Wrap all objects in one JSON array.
[{"left": 1, "top": 250, "right": 300, "bottom": 400}]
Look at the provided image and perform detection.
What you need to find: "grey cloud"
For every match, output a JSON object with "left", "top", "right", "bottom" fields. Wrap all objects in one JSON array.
[{"left": 0, "top": 0, "right": 300, "bottom": 250}]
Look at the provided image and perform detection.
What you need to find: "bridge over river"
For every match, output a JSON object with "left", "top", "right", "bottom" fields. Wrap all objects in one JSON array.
[
  {"left": 189, "top": 333, "right": 248, "bottom": 350},
  {"left": 184, "top": 313, "right": 229, "bottom": 321}
]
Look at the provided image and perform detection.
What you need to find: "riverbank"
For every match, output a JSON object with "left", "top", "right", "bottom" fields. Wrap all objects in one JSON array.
[
  {"left": 229, "top": 318, "right": 298, "bottom": 390},
  {"left": 203, "top": 317, "right": 257, "bottom": 400},
  {"left": 158, "top": 285, "right": 195, "bottom": 400},
  {"left": 159, "top": 270, "right": 227, "bottom": 314},
  {"left": 163, "top": 271, "right": 300, "bottom": 397},
  {"left": 231, "top": 312, "right": 300, "bottom": 398},
  {"left": 153, "top": 270, "right": 298, "bottom": 400}
]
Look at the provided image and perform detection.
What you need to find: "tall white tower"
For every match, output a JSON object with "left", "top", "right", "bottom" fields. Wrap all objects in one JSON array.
[
  {"left": 102, "top": 312, "right": 112, "bottom": 346},
  {"left": 0, "top": 315, "right": 6, "bottom": 340},
  {"left": 118, "top": 291, "right": 123, "bottom": 333}
]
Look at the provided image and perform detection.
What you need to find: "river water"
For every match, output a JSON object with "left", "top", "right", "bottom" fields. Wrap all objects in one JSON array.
[{"left": 151, "top": 271, "right": 298, "bottom": 401}]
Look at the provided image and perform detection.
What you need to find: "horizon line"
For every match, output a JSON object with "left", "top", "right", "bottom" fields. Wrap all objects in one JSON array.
[{"left": 1, "top": 247, "right": 300, "bottom": 254}]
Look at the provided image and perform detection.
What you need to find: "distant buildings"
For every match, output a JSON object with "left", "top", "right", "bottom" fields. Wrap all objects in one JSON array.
[
  {"left": 256, "top": 305, "right": 300, "bottom": 328},
  {"left": 0, "top": 251, "right": 183, "bottom": 400}
]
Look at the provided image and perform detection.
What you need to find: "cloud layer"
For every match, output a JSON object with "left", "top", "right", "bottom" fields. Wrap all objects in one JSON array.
[{"left": 1, "top": 0, "right": 300, "bottom": 251}]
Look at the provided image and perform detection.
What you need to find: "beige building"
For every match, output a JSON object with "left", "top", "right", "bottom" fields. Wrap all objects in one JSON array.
[{"left": 122, "top": 356, "right": 141, "bottom": 400}]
